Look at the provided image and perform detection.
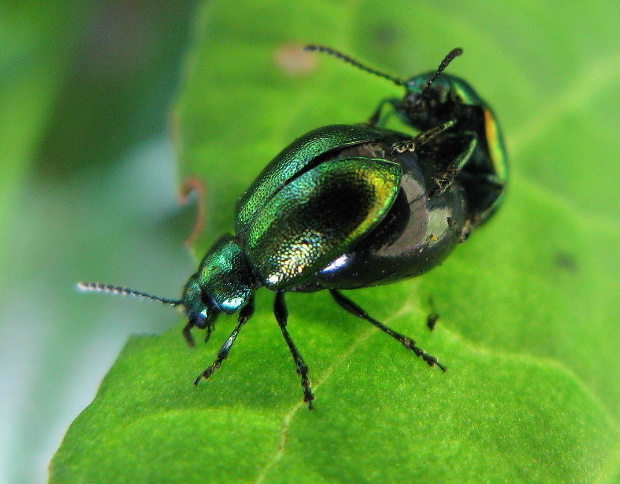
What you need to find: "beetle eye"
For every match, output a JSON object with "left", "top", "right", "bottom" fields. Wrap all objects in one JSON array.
[{"left": 192, "top": 308, "right": 209, "bottom": 329}]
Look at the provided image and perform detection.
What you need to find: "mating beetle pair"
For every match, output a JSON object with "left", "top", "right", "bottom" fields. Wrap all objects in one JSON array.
[{"left": 80, "top": 45, "right": 507, "bottom": 409}]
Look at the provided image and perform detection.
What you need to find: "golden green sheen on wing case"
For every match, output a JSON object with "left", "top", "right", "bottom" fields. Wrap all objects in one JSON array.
[
  {"left": 235, "top": 124, "right": 388, "bottom": 231},
  {"left": 244, "top": 156, "right": 402, "bottom": 289}
]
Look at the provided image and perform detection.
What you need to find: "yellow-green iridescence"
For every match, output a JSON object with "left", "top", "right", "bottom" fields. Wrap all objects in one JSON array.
[
  {"left": 451, "top": 79, "right": 481, "bottom": 106},
  {"left": 244, "top": 157, "right": 401, "bottom": 289},
  {"left": 484, "top": 108, "right": 508, "bottom": 184},
  {"left": 236, "top": 125, "right": 381, "bottom": 232}
]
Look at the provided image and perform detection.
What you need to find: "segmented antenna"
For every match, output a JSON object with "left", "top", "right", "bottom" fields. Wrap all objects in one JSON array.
[
  {"left": 423, "top": 48, "right": 463, "bottom": 90},
  {"left": 304, "top": 44, "right": 406, "bottom": 86},
  {"left": 77, "top": 281, "right": 181, "bottom": 306}
]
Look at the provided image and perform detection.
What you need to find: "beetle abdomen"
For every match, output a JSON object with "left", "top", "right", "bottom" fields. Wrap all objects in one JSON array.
[{"left": 304, "top": 147, "right": 468, "bottom": 290}]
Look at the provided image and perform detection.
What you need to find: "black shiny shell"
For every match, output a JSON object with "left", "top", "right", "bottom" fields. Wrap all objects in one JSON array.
[{"left": 295, "top": 139, "right": 468, "bottom": 291}]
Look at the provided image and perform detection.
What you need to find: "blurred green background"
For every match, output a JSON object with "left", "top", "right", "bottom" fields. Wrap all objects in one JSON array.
[
  {"left": 1, "top": 1, "right": 618, "bottom": 483},
  {"left": 0, "top": 1, "right": 198, "bottom": 482}
]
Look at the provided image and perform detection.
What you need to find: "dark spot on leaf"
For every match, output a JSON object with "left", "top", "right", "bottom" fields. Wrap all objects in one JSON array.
[
  {"left": 370, "top": 24, "right": 401, "bottom": 47},
  {"left": 554, "top": 252, "right": 578, "bottom": 274}
]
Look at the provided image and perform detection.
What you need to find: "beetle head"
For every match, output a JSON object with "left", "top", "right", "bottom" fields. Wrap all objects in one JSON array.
[{"left": 181, "top": 235, "right": 255, "bottom": 346}]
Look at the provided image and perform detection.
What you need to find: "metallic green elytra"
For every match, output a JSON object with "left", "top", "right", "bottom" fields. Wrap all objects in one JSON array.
[
  {"left": 245, "top": 157, "right": 401, "bottom": 289},
  {"left": 238, "top": 126, "right": 403, "bottom": 290},
  {"left": 79, "top": 121, "right": 473, "bottom": 409},
  {"left": 304, "top": 45, "right": 508, "bottom": 226}
]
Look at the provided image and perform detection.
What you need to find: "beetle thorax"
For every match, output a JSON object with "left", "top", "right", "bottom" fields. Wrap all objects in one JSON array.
[{"left": 184, "top": 235, "right": 256, "bottom": 321}]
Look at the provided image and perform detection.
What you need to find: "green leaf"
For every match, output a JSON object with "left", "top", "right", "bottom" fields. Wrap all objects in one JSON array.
[
  {"left": 0, "top": 4, "right": 196, "bottom": 483},
  {"left": 50, "top": 1, "right": 619, "bottom": 483}
]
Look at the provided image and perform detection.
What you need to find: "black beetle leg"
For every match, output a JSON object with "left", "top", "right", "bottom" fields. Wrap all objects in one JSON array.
[
  {"left": 392, "top": 120, "right": 457, "bottom": 154},
  {"left": 424, "top": 131, "right": 478, "bottom": 196},
  {"left": 274, "top": 290, "right": 315, "bottom": 409},
  {"left": 367, "top": 97, "right": 399, "bottom": 127},
  {"left": 448, "top": 131, "right": 477, "bottom": 174},
  {"left": 483, "top": 173, "right": 506, "bottom": 189},
  {"left": 330, "top": 289, "right": 446, "bottom": 372},
  {"left": 182, "top": 320, "right": 196, "bottom": 348},
  {"left": 204, "top": 324, "right": 213, "bottom": 344},
  {"left": 193, "top": 296, "right": 255, "bottom": 385}
]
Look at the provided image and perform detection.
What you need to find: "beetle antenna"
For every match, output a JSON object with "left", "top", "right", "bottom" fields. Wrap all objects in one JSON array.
[
  {"left": 423, "top": 48, "right": 463, "bottom": 90},
  {"left": 304, "top": 44, "right": 406, "bottom": 86},
  {"left": 77, "top": 281, "right": 182, "bottom": 306}
]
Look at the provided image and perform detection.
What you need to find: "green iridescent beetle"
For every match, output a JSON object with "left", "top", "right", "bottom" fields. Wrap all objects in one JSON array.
[
  {"left": 80, "top": 120, "right": 474, "bottom": 409},
  {"left": 305, "top": 45, "right": 508, "bottom": 226}
]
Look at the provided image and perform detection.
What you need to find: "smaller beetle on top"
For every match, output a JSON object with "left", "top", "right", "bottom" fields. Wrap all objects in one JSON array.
[{"left": 305, "top": 45, "right": 508, "bottom": 227}]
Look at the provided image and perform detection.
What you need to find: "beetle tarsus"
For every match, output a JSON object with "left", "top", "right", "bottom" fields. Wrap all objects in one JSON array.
[
  {"left": 194, "top": 362, "right": 220, "bottom": 385},
  {"left": 329, "top": 289, "right": 446, "bottom": 372},
  {"left": 204, "top": 325, "right": 213, "bottom": 344},
  {"left": 274, "top": 291, "right": 315, "bottom": 409}
]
